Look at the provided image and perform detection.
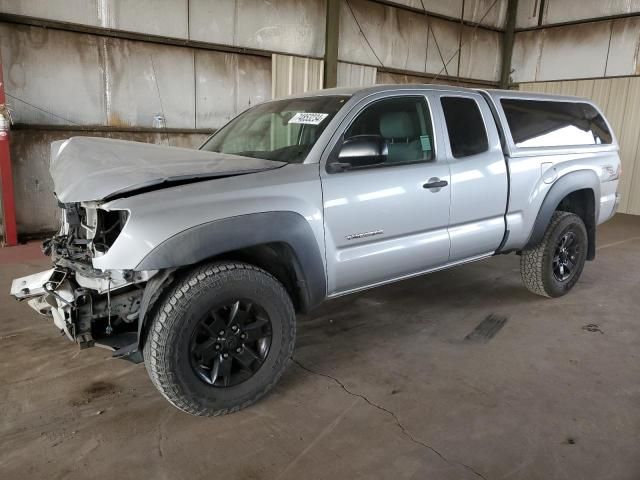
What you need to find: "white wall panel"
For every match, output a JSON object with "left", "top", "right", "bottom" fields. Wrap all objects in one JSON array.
[
  {"left": 104, "top": 38, "right": 195, "bottom": 128},
  {"left": 272, "top": 54, "right": 323, "bottom": 99},
  {"left": 0, "top": 24, "right": 105, "bottom": 125},
  {"left": 459, "top": 26, "right": 502, "bottom": 81},
  {"left": 463, "top": 0, "right": 508, "bottom": 29},
  {"left": 338, "top": 0, "right": 430, "bottom": 72},
  {"left": 0, "top": 0, "right": 99, "bottom": 25},
  {"left": 514, "top": 18, "right": 640, "bottom": 82},
  {"left": 0, "top": 0, "right": 189, "bottom": 38},
  {"left": 384, "top": 0, "right": 507, "bottom": 28},
  {"left": 542, "top": 0, "right": 640, "bottom": 25},
  {"left": 512, "top": 22, "right": 614, "bottom": 82},
  {"left": 515, "top": 0, "right": 539, "bottom": 29},
  {"left": 516, "top": 0, "right": 640, "bottom": 29},
  {"left": 511, "top": 30, "right": 542, "bottom": 83},
  {"left": 384, "top": 0, "right": 464, "bottom": 19},
  {"left": 520, "top": 78, "right": 640, "bottom": 215},
  {"left": 189, "top": 0, "right": 326, "bottom": 58},
  {"left": 196, "top": 51, "right": 271, "bottom": 129},
  {"left": 187, "top": 0, "right": 236, "bottom": 46},
  {"left": 102, "top": 0, "right": 188, "bottom": 38},
  {"left": 337, "top": 62, "right": 377, "bottom": 87},
  {"left": 535, "top": 22, "right": 610, "bottom": 81},
  {"left": 426, "top": 17, "right": 461, "bottom": 78},
  {"left": 339, "top": 0, "right": 500, "bottom": 79},
  {"left": 339, "top": 0, "right": 450, "bottom": 74},
  {"left": 606, "top": 17, "right": 640, "bottom": 76}
]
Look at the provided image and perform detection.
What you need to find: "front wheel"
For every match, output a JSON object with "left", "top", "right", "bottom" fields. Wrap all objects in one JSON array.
[
  {"left": 143, "top": 261, "right": 295, "bottom": 416},
  {"left": 520, "top": 211, "right": 588, "bottom": 298}
]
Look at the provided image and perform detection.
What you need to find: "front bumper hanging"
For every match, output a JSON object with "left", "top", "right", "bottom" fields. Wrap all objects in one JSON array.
[{"left": 10, "top": 261, "right": 155, "bottom": 362}]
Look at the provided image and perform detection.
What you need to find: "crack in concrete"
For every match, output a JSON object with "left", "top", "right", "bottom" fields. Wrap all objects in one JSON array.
[
  {"left": 292, "top": 359, "right": 488, "bottom": 480},
  {"left": 156, "top": 409, "right": 175, "bottom": 460}
]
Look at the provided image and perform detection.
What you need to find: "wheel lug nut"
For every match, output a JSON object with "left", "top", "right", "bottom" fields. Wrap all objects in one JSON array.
[
  {"left": 218, "top": 330, "right": 225, "bottom": 336},
  {"left": 231, "top": 325, "right": 238, "bottom": 331},
  {"left": 214, "top": 344, "right": 221, "bottom": 350},
  {"left": 222, "top": 353, "right": 229, "bottom": 358},
  {"left": 236, "top": 347, "right": 242, "bottom": 353},
  {"left": 240, "top": 333, "right": 247, "bottom": 340}
]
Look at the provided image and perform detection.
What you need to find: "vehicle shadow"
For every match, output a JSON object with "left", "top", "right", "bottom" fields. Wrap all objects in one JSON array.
[{"left": 292, "top": 255, "right": 542, "bottom": 352}]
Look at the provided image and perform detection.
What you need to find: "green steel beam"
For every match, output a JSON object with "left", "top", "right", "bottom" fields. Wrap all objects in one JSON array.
[
  {"left": 324, "top": 0, "right": 341, "bottom": 88},
  {"left": 500, "top": 0, "right": 518, "bottom": 89}
]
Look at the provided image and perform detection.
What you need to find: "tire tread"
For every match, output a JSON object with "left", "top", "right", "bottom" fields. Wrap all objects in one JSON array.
[
  {"left": 143, "top": 261, "right": 295, "bottom": 416},
  {"left": 520, "top": 211, "right": 584, "bottom": 298}
]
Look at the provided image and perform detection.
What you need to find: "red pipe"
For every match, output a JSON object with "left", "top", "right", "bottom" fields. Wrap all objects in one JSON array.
[{"left": 0, "top": 55, "right": 17, "bottom": 246}]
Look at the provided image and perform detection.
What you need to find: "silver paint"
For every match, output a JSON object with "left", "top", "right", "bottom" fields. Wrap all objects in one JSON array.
[
  {"left": 50, "top": 136, "right": 285, "bottom": 203},
  {"left": 14, "top": 84, "right": 622, "bottom": 303}
]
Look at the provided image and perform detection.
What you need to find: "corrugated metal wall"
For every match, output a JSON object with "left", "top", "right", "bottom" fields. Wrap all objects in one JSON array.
[
  {"left": 516, "top": 0, "right": 640, "bottom": 29},
  {"left": 384, "top": 0, "right": 508, "bottom": 28},
  {"left": 512, "top": 1, "right": 640, "bottom": 83},
  {"left": 512, "top": 18, "right": 640, "bottom": 83},
  {"left": 1, "top": 24, "right": 272, "bottom": 130},
  {"left": 339, "top": 0, "right": 503, "bottom": 83},
  {"left": 0, "top": 0, "right": 327, "bottom": 57},
  {"left": 520, "top": 79, "right": 640, "bottom": 215}
]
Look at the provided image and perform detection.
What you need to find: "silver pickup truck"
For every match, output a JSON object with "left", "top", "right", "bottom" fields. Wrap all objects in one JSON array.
[{"left": 10, "top": 85, "right": 621, "bottom": 416}]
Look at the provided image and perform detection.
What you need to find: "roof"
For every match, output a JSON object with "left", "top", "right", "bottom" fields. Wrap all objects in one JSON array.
[{"left": 284, "top": 84, "right": 591, "bottom": 103}]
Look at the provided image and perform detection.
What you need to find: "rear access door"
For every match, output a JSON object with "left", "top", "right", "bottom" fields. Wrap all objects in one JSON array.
[{"left": 432, "top": 91, "right": 508, "bottom": 260}]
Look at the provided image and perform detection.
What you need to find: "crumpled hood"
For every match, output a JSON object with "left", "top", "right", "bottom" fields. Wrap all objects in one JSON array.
[{"left": 50, "top": 137, "right": 286, "bottom": 203}]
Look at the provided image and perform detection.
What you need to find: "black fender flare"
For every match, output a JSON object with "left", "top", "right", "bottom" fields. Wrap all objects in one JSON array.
[
  {"left": 135, "top": 211, "right": 327, "bottom": 310},
  {"left": 524, "top": 170, "right": 600, "bottom": 258}
]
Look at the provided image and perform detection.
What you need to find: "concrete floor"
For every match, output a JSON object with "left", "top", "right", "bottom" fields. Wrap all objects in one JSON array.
[{"left": 1, "top": 214, "right": 639, "bottom": 480}]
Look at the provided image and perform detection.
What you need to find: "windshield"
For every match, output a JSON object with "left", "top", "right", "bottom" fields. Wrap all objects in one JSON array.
[{"left": 200, "top": 96, "right": 349, "bottom": 163}]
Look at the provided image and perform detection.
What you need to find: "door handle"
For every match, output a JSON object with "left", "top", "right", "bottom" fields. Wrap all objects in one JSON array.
[{"left": 423, "top": 179, "right": 448, "bottom": 189}]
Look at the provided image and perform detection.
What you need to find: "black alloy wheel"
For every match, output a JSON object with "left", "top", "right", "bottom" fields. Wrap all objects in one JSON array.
[
  {"left": 520, "top": 211, "right": 588, "bottom": 298},
  {"left": 190, "top": 300, "right": 272, "bottom": 388},
  {"left": 552, "top": 231, "right": 580, "bottom": 282}
]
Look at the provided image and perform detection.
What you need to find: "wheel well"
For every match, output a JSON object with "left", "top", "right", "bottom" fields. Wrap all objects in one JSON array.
[
  {"left": 196, "top": 243, "right": 310, "bottom": 313},
  {"left": 556, "top": 188, "right": 596, "bottom": 260},
  {"left": 136, "top": 243, "right": 313, "bottom": 355}
]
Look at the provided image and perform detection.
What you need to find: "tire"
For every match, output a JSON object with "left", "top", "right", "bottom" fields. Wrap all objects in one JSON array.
[
  {"left": 520, "top": 211, "right": 588, "bottom": 298},
  {"left": 143, "top": 261, "right": 295, "bottom": 416}
]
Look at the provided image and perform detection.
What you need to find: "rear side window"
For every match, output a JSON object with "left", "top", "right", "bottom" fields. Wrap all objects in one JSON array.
[
  {"left": 501, "top": 99, "right": 612, "bottom": 148},
  {"left": 441, "top": 97, "right": 489, "bottom": 158}
]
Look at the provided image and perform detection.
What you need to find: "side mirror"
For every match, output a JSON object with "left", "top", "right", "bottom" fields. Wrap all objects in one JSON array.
[{"left": 330, "top": 135, "right": 388, "bottom": 172}]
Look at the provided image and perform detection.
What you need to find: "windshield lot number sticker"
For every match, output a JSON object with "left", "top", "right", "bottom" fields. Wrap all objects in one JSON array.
[{"left": 289, "top": 113, "right": 329, "bottom": 125}]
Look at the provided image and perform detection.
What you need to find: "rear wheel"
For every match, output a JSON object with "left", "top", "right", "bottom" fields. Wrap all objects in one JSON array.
[
  {"left": 143, "top": 261, "right": 295, "bottom": 416},
  {"left": 520, "top": 211, "right": 588, "bottom": 298}
]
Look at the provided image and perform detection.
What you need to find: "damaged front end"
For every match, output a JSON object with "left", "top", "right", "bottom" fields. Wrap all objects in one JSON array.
[
  {"left": 10, "top": 201, "right": 160, "bottom": 362},
  {"left": 10, "top": 136, "right": 285, "bottom": 363}
]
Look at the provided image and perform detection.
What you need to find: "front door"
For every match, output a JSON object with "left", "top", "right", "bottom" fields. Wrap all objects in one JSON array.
[{"left": 321, "top": 94, "right": 451, "bottom": 295}]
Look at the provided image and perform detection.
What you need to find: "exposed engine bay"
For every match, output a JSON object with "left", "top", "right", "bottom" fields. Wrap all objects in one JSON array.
[{"left": 11, "top": 202, "right": 157, "bottom": 358}]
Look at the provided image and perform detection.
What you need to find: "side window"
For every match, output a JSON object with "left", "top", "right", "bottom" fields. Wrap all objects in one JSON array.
[
  {"left": 344, "top": 96, "right": 435, "bottom": 165},
  {"left": 440, "top": 96, "right": 489, "bottom": 158},
  {"left": 500, "top": 99, "right": 613, "bottom": 148}
]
